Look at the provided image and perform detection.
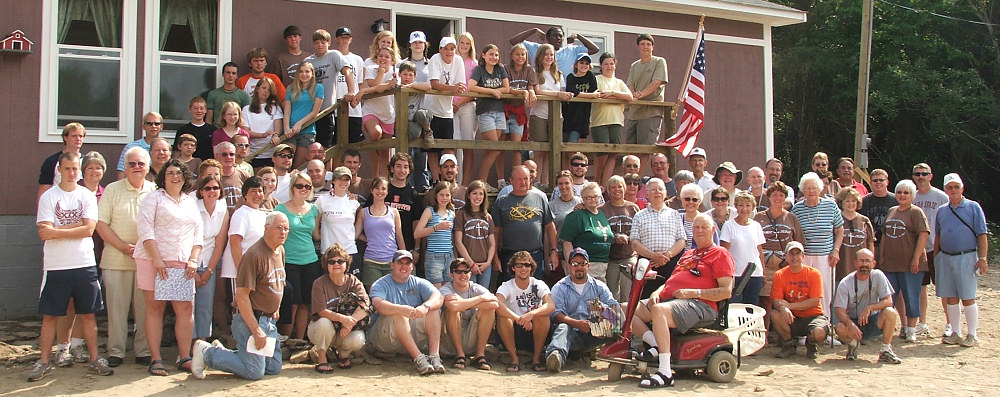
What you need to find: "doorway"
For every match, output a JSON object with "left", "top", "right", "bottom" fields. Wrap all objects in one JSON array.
[{"left": 394, "top": 15, "right": 457, "bottom": 58}]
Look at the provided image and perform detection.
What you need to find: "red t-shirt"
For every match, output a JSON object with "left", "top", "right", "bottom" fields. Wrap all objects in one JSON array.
[
  {"left": 660, "top": 245, "right": 735, "bottom": 311},
  {"left": 770, "top": 265, "right": 824, "bottom": 318}
]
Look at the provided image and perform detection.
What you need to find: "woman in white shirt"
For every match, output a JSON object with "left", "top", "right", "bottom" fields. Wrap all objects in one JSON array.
[
  {"left": 192, "top": 175, "right": 229, "bottom": 349},
  {"left": 241, "top": 77, "right": 284, "bottom": 169},
  {"left": 720, "top": 191, "right": 765, "bottom": 304}
]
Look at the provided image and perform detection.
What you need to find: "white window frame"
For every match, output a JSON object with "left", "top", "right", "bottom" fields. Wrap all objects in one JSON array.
[
  {"left": 566, "top": 27, "right": 613, "bottom": 57},
  {"left": 390, "top": 5, "right": 465, "bottom": 39},
  {"left": 38, "top": 0, "right": 138, "bottom": 144},
  {"left": 142, "top": 0, "right": 232, "bottom": 140}
]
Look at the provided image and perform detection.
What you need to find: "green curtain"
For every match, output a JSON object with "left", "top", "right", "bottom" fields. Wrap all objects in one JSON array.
[
  {"left": 159, "top": 0, "right": 217, "bottom": 54},
  {"left": 57, "top": 0, "right": 121, "bottom": 48}
]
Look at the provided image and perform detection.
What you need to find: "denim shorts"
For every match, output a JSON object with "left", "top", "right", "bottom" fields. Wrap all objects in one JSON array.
[
  {"left": 288, "top": 132, "right": 316, "bottom": 148},
  {"left": 477, "top": 110, "right": 507, "bottom": 133},
  {"left": 885, "top": 271, "right": 924, "bottom": 319},
  {"left": 506, "top": 116, "right": 525, "bottom": 136},
  {"left": 424, "top": 251, "right": 454, "bottom": 284}
]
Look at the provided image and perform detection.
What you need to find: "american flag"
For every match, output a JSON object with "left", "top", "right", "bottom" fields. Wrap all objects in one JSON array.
[{"left": 659, "top": 25, "right": 705, "bottom": 157}]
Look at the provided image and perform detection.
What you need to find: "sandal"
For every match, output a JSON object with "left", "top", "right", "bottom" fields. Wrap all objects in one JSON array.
[
  {"left": 506, "top": 362, "right": 521, "bottom": 373},
  {"left": 452, "top": 356, "right": 467, "bottom": 369},
  {"left": 531, "top": 362, "right": 546, "bottom": 372},
  {"left": 336, "top": 355, "right": 352, "bottom": 369},
  {"left": 471, "top": 355, "right": 491, "bottom": 371},
  {"left": 314, "top": 363, "right": 334, "bottom": 374},
  {"left": 148, "top": 360, "right": 167, "bottom": 376},
  {"left": 637, "top": 348, "right": 660, "bottom": 363},
  {"left": 176, "top": 357, "right": 193, "bottom": 373},
  {"left": 638, "top": 371, "right": 674, "bottom": 388}
]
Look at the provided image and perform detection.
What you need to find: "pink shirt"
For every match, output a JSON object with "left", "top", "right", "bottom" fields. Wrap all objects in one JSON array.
[
  {"left": 212, "top": 127, "right": 251, "bottom": 148},
  {"left": 134, "top": 189, "right": 203, "bottom": 263}
]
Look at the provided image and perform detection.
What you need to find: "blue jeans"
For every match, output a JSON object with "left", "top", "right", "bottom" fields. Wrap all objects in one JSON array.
[
  {"left": 471, "top": 265, "right": 493, "bottom": 290},
  {"left": 193, "top": 267, "right": 217, "bottom": 339},
  {"left": 410, "top": 147, "right": 429, "bottom": 192},
  {"left": 545, "top": 323, "right": 610, "bottom": 361},
  {"left": 204, "top": 314, "right": 282, "bottom": 380},
  {"left": 732, "top": 276, "right": 763, "bottom": 305}
]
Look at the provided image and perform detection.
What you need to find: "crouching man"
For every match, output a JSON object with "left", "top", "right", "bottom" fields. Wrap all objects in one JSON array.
[
  {"left": 771, "top": 241, "right": 829, "bottom": 360},
  {"left": 834, "top": 249, "right": 901, "bottom": 364}
]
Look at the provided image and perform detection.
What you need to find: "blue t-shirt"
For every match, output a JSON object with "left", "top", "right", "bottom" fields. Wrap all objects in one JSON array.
[
  {"left": 274, "top": 203, "right": 319, "bottom": 265},
  {"left": 935, "top": 199, "right": 987, "bottom": 252},
  {"left": 286, "top": 84, "right": 325, "bottom": 135},
  {"left": 369, "top": 274, "right": 437, "bottom": 324},
  {"left": 522, "top": 41, "right": 589, "bottom": 79}
]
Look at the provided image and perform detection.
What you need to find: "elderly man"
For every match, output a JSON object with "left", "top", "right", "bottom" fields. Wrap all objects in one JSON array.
[
  {"left": 687, "top": 148, "right": 717, "bottom": 192},
  {"left": 307, "top": 142, "right": 327, "bottom": 163},
  {"left": 192, "top": 212, "right": 289, "bottom": 380},
  {"left": 270, "top": 144, "right": 294, "bottom": 203},
  {"left": 496, "top": 251, "right": 554, "bottom": 372},
  {"left": 911, "top": 163, "right": 950, "bottom": 336},
  {"left": 935, "top": 173, "right": 988, "bottom": 347},
  {"left": 701, "top": 162, "right": 742, "bottom": 211},
  {"left": 97, "top": 147, "right": 156, "bottom": 367},
  {"left": 215, "top": 142, "right": 250, "bottom": 212},
  {"left": 117, "top": 112, "right": 163, "bottom": 179},
  {"left": 771, "top": 241, "right": 829, "bottom": 360},
  {"left": 146, "top": 138, "right": 172, "bottom": 182},
  {"left": 369, "top": 250, "right": 445, "bottom": 375},
  {"left": 440, "top": 259, "right": 498, "bottom": 370},
  {"left": 492, "top": 166, "right": 560, "bottom": 281},
  {"left": 632, "top": 213, "right": 734, "bottom": 388},
  {"left": 631, "top": 178, "right": 688, "bottom": 296},
  {"left": 664, "top": 170, "right": 695, "bottom": 210},
  {"left": 859, "top": 169, "right": 897, "bottom": 258},
  {"left": 545, "top": 248, "right": 619, "bottom": 373},
  {"left": 834, "top": 249, "right": 901, "bottom": 363},
  {"left": 633, "top": 153, "right": 675, "bottom": 206},
  {"left": 424, "top": 154, "right": 467, "bottom": 210},
  {"left": 498, "top": 160, "right": 544, "bottom": 198},
  {"left": 306, "top": 159, "right": 330, "bottom": 202}
]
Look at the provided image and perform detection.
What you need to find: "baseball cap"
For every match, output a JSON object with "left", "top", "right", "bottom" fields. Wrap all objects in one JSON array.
[
  {"left": 331, "top": 166, "right": 351, "bottom": 179},
  {"left": 784, "top": 241, "right": 804, "bottom": 254},
  {"left": 335, "top": 27, "right": 352, "bottom": 37},
  {"left": 409, "top": 31, "right": 427, "bottom": 44},
  {"left": 576, "top": 53, "right": 592, "bottom": 63},
  {"left": 450, "top": 258, "right": 472, "bottom": 272},
  {"left": 568, "top": 247, "right": 590, "bottom": 262},
  {"left": 440, "top": 36, "right": 457, "bottom": 48},
  {"left": 273, "top": 144, "right": 293, "bottom": 155},
  {"left": 439, "top": 153, "right": 458, "bottom": 166},
  {"left": 943, "top": 173, "right": 963, "bottom": 187},
  {"left": 688, "top": 147, "right": 707, "bottom": 159},
  {"left": 392, "top": 250, "right": 414, "bottom": 262}
]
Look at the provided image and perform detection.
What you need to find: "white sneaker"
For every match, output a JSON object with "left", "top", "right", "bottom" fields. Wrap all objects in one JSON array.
[
  {"left": 71, "top": 345, "right": 90, "bottom": 363},
  {"left": 943, "top": 324, "right": 953, "bottom": 337},
  {"left": 55, "top": 348, "right": 73, "bottom": 367},
  {"left": 915, "top": 323, "right": 931, "bottom": 337},
  {"left": 191, "top": 340, "right": 212, "bottom": 379},
  {"left": 904, "top": 329, "right": 917, "bottom": 343},
  {"left": 827, "top": 335, "right": 843, "bottom": 346}
]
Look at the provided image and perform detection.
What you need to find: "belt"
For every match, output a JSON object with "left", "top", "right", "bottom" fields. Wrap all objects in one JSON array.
[
  {"left": 939, "top": 249, "right": 977, "bottom": 256},
  {"left": 252, "top": 309, "right": 276, "bottom": 318}
]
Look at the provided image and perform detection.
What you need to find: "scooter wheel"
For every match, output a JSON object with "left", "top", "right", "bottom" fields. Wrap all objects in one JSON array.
[
  {"left": 706, "top": 351, "right": 737, "bottom": 383},
  {"left": 607, "top": 363, "right": 623, "bottom": 381}
]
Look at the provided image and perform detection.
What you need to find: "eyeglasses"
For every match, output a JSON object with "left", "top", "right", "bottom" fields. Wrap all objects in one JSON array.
[
  {"left": 220, "top": 152, "right": 236, "bottom": 157},
  {"left": 583, "top": 195, "right": 601, "bottom": 200},
  {"left": 871, "top": 178, "right": 887, "bottom": 183},
  {"left": 201, "top": 186, "right": 221, "bottom": 191},
  {"left": 571, "top": 162, "right": 588, "bottom": 167},
  {"left": 293, "top": 183, "right": 312, "bottom": 190},
  {"left": 326, "top": 259, "right": 348, "bottom": 265},
  {"left": 452, "top": 269, "right": 471, "bottom": 274},
  {"left": 165, "top": 171, "right": 184, "bottom": 177},
  {"left": 143, "top": 121, "right": 163, "bottom": 126},
  {"left": 275, "top": 153, "right": 294, "bottom": 159},
  {"left": 569, "top": 261, "right": 588, "bottom": 267},
  {"left": 894, "top": 190, "right": 910, "bottom": 195},
  {"left": 235, "top": 143, "right": 250, "bottom": 148},
  {"left": 683, "top": 197, "right": 700, "bottom": 202},
  {"left": 912, "top": 172, "right": 931, "bottom": 177},
  {"left": 512, "top": 262, "right": 532, "bottom": 269},
  {"left": 711, "top": 196, "right": 729, "bottom": 202},
  {"left": 127, "top": 161, "right": 147, "bottom": 168}
]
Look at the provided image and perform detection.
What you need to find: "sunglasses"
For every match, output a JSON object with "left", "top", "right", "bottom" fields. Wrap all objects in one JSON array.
[
  {"left": 683, "top": 197, "right": 700, "bottom": 202},
  {"left": 894, "top": 190, "right": 910, "bottom": 195},
  {"left": 512, "top": 262, "right": 532, "bottom": 269},
  {"left": 293, "top": 183, "right": 312, "bottom": 190},
  {"left": 326, "top": 259, "right": 348, "bottom": 265},
  {"left": 201, "top": 186, "right": 221, "bottom": 191},
  {"left": 235, "top": 143, "right": 250, "bottom": 148},
  {"left": 626, "top": 181, "right": 642, "bottom": 186},
  {"left": 689, "top": 268, "right": 702, "bottom": 277},
  {"left": 143, "top": 121, "right": 163, "bottom": 126},
  {"left": 275, "top": 153, "right": 294, "bottom": 159},
  {"left": 127, "top": 161, "right": 147, "bottom": 168},
  {"left": 912, "top": 172, "right": 931, "bottom": 177},
  {"left": 569, "top": 261, "right": 588, "bottom": 267},
  {"left": 452, "top": 269, "right": 471, "bottom": 274},
  {"left": 711, "top": 196, "right": 729, "bottom": 202},
  {"left": 571, "top": 162, "right": 588, "bottom": 167},
  {"left": 871, "top": 178, "right": 887, "bottom": 183}
]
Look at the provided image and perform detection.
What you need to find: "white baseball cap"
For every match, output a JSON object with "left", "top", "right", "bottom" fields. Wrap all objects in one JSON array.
[
  {"left": 688, "top": 147, "right": 707, "bottom": 159},
  {"left": 943, "top": 173, "right": 963, "bottom": 187},
  {"left": 439, "top": 36, "right": 457, "bottom": 48},
  {"left": 409, "top": 31, "right": 426, "bottom": 44},
  {"left": 439, "top": 153, "right": 458, "bottom": 166}
]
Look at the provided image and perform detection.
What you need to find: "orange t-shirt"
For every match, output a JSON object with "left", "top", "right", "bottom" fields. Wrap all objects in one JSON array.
[{"left": 770, "top": 266, "right": 824, "bottom": 318}]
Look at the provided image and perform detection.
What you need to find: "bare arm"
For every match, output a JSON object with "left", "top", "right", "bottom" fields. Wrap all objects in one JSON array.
[
  {"left": 570, "top": 33, "right": 600, "bottom": 55},
  {"left": 413, "top": 208, "right": 436, "bottom": 239},
  {"left": 672, "top": 276, "right": 733, "bottom": 301},
  {"left": 37, "top": 219, "right": 96, "bottom": 240},
  {"left": 230, "top": 234, "right": 244, "bottom": 271},
  {"left": 444, "top": 291, "right": 499, "bottom": 313},
  {"left": 509, "top": 28, "right": 544, "bottom": 46}
]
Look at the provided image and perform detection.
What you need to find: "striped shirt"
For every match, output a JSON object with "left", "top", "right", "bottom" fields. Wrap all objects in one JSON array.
[
  {"left": 426, "top": 209, "right": 455, "bottom": 254},
  {"left": 790, "top": 198, "right": 844, "bottom": 256},
  {"left": 630, "top": 205, "right": 686, "bottom": 254}
]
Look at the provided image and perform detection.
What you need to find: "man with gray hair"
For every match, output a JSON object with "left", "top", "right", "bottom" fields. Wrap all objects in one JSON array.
[
  {"left": 910, "top": 162, "right": 949, "bottom": 337},
  {"left": 215, "top": 141, "right": 250, "bottom": 212},
  {"left": 116, "top": 112, "right": 163, "bottom": 179},
  {"left": 664, "top": 170, "right": 695, "bottom": 210},
  {"left": 631, "top": 177, "right": 688, "bottom": 297}
]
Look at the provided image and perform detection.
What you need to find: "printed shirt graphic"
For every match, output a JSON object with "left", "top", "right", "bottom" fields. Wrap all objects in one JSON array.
[
  {"left": 37, "top": 185, "right": 98, "bottom": 271},
  {"left": 497, "top": 277, "right": 551, "bottom": 316}
]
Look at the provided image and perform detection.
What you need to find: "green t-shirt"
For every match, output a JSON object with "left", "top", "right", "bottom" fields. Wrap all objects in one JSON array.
[
  {"left": 274, "top": 203, "right": 320, "bottom": 265},
  {"left": 558, "top": 209, "right": 614, "bottom": 263}
]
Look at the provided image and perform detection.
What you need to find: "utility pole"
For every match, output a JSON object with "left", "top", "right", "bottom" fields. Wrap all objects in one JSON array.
[{"left": 854, "top": 0, "right": 874, "bottom": 170}]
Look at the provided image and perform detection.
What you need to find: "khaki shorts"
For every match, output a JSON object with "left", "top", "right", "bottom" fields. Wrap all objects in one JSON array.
[
  {"left": 528, "top": 115, "right": 549, "bottom": 142},
  {"left": 370, "top": 314, "right": 430, "bottom": 355},
  {"left": 440, "top": 310, "right": 480, "bottom": 358}
]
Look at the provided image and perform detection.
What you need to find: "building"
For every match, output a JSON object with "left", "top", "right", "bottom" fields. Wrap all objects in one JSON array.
[{"left": 0, "top": 0, "right": 804, "bottom": 318}]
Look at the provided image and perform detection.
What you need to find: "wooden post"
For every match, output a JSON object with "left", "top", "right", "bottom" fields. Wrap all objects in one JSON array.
[
  {"left": 854, "top": 0, "right": 874, "bottom": 170},
  {"left": 330, "top": 101, "right": 349, "bottom": 167},
  {"left": 549, "top": 99, "right": 563, "bottom": 185},
  {"left": 395, "top": 87, "right": 410, "bottom": 156}
]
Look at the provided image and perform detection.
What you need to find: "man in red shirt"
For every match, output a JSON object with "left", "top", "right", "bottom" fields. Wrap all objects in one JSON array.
[{"left": 770, "top": 241, "right": 830, "bottom": 359}]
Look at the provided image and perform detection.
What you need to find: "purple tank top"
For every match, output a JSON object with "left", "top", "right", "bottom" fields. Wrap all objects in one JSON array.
[{"left": 364, "top": 206, "right": 397, "bottom": 262}]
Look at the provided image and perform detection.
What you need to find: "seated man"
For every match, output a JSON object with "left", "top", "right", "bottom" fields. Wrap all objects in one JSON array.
[
  {"left": 771, "top": 241, "right": 830, "bottom": 360},
  {"left": 834, "top": 249, "right": 901, "bottom": 364},
  {"left": 496, "top": 251, "right": 555, "bottom": 372},
  {"left": 545, "top": 248, "right": 620, "bottom": 373},
  {"left": 632, "top": 213, "right": 735, "bottom": 388},
  {"left": 440, "top": 259, "right": 498, "bottom": 370},
  {"left": 369, "top": 250, "right": 445, "bottom": 375}
]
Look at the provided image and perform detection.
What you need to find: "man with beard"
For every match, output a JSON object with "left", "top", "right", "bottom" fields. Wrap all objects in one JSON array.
[
  {"left": 424, "top": 154, "right": 466, "bottom": 210},
  {"left": 833, "top": 249, "right": 901, "bottom": 363}
]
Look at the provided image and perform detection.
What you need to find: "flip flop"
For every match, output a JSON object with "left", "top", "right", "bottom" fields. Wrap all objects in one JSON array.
[
  {"left": 336, "top": 355, "right": 352, "bottom": 369},
  {"left": 148, "top": 360, "right": 167, "bottom": 376},
  {"left": 314, "top": 363, "right": 334, "bottom": 374}
]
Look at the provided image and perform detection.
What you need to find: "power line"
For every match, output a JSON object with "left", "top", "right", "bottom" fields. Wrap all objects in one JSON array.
[{"left": 876, "top": 0, "right": 1000, "bottom": 26}]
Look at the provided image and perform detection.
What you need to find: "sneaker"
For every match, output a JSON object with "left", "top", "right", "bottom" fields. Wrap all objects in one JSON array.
[
  {"left": 27, "top": 360, "right": 53, "bottom": 382},
  {"left": 827, "top": 335, "right": 843, "bottom": 346},
  {"left": 86, "top": 357, "right": 114, "bottom": 376},
  {"left": 845, "top": 341, "right": 859, "bottom": 361},
  {"left": 429, "top": 354, "right": 445, "bottom": 373},
  {"left": 546, "top": 350, "right": 563, "bottom": 372},
  {"left": 904, "top": 329, "right": 917, "bottom": 343},
  {"left": 485, "top": 184, "right": 499, "bottom": 194},
  {"left": 497, "top": 179, "right": 509, "bottom": 189},
  {"left": 191, "top": 340, "right": 212, "bottom": 379},
  {"left": 71, "top": 345, "right": 90, "bottom": 363},
  {"left": 943, "top": 323, "right": 953, "bottom": 337},
  {"left": 942, "top": 333, "right": 963, "bottom": 345},
  {"left": 422, "top": 129, "right": 435, "bottom": 145},
  {"left": 915, "top": 322, "right": 931, "bottom": 337},
  {"left": 775, "top": 340, "right": 797, "bottom": 359},
  {"left": 959, "top": 334, "right": 979, "bottom": 347},
  {"left": 878, "top": 349, "right": 902, "bottom": 364},
  {"left": 55, "top": 348, "right": 74, "bottom": 367},
  {"left": 805, "top": 342, "right": 818, "bottom": 359},
  {"left": 414, "top": 354, "right": 434, "bottom": 375}
]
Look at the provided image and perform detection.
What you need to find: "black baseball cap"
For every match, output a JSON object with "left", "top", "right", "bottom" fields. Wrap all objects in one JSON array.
[{"left": 335, "top": 27, "right": 352, "bottom": 37}]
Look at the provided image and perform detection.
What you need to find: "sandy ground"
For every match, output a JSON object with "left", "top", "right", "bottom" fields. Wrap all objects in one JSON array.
[{"left": 1, "top": 275, "right": 997, "bottom": 397}]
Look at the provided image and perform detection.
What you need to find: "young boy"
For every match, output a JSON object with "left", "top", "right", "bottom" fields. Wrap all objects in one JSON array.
[
  {"left": 333, "top": 27, "right": 366, "bottom": 144},
  {"left": 237, "top": 47, "right": 286, "bottom": 100},
  {"left": 206, "top": 62, "right": 251, "bottom": 124},
  {"left": 399, "top": 61, "right": 433, "bottom": 141},
  {"left": 173, "top": 97, "right": 216, "bottom": 161},
  {"left": 31, "top": 152, "right": 114, "bottom": 382},
  {"left": 303, "top": 29, "right": 359, "bottom": 147},
  {"left": 272, "top": 25, "right": 308, "bottom": 87},
  {"left": 231, "top": 134, "right": 255, "bottom": 176},
  {"left": 175, "top": 134, "right": 202, "bottom": 177}
]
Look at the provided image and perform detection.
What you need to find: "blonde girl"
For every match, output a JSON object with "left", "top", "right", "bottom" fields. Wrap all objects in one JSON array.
[
  {"left": 283, "top": 62, "right": 324, "bottom": 168},
  {"left": 212, "top": 101, "right": 249, "bottom": 148},
  {"left": 361, "top": 46, "right": 400, "bottom": 176}
]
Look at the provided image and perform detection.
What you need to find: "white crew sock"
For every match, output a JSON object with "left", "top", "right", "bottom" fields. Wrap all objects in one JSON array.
[
  {"left": 881, "top": 343, "right": 892, "bottom": 352},
  {"left": 70, "top": 338, "right": 85, "bottom": 350},
  {"left": 964, "top": 303, "right": 979, "bottom": 337},
  {"left": 657, "top": 353, "right": 672, "bottom": 376},
  {"left": 642, "top": 331, "right": 658, "bottom": 349},
  {"left": 946, "top": 304, "right": 962, "bottom": 337},
  {"left": 56, "top": 343, "right": 69, "bottom": 352}
]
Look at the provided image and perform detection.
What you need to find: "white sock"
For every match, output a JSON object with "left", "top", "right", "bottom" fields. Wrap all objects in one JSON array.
[
  {"left": 906, "top": 326, "right": 915, "bottom": 336},
  {"left": 947, "top": 304, "right": 962, "bottom": 337},
  {"left": 964, "top": 303, "right": 979, "bottom": 337},
  {"left": 56, "top": 343, "right": 69, "bottom": 352},
  {"left": 881, "top": 343, "right": 892, "bottom": 352},
  {"left": 849, "top": 340, "right": 860, "bottom": 348},
  {"left": 641, "top": 331, "right": 658, "bottom": 349},
  {"left": 657, "top": 353, "right": 672, "bottom": 376},
  {"left": 70, "top": 338, "right": 84, "bottom": 350}
]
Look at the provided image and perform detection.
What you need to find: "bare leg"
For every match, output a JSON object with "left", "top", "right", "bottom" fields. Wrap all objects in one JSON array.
[
  {"left": 142, "top": 291, "right": 166, "bottom": 369},
  {"left": 79, "top": 314, "right": 100, "bottom": 361},
  {"left": 171, "top": 301, "right": 194, "bottom": 362},
  {"left": 444, "top": 309, "right": 465, "bottom": 358},
  {"left": 392, "top": 315, "right": 423, "bottom": 359},
  {"left": 496, "top": 317, "right": 520, "bottom": 364},
  {"left": 530, "top": 315, "right": 550, "bottom": 363},
  {"left": 475, "top": 309, "right": 496, "bottom": 357},
  {"left": 39, "top": 315, "right": 59, "bottom": 364},
  {"left": 425, "top": 308, "right": 442, "bottom": 356}
]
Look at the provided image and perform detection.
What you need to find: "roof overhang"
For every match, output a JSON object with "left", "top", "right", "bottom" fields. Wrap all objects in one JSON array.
[{"left": 563, "top": 0, "right": 807, "bottom": 27}]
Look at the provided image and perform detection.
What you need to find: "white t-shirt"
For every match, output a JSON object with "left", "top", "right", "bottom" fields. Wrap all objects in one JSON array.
[
  {"left": 361, "top": 63, "right": 398, "bottom": 123},
  {"left": 273, "top": 173, "right": 291, "bottom": 204},
  {"left": 197, "top": 199, "right": 228, "bottom": 268},
  {"left": 496, "top": 277, "right": 551, "bottom": 316},
  {"left": 423, "top": 53, "right": 466, "bottom": 118},
  {"left": 221, "top": 205, "right": 268, "bottom": 278},
  {"left": 315, "top": 192, "right": 362, "bottom": 254},
  {"left": 530, "top": 70, "right": 560, "bottom": 119},
  {"left": 242, "top": 104, "right": 284, "bottom": 159},
  {"left": 720, "top": 219, "right": 765, "bottom": 277},
  {"left": 336, "top": 51, "right": 365, "bottom": 118},
  {"left": 36, "top": 185, "right": 98, "bottom": 271}
]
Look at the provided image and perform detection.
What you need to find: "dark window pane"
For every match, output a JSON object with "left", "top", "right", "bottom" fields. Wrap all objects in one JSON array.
[
  {"left": 159, "top": 64, "right": 215, "bottom": 131},
  {"left": 58, "top": 58, "right": 119, "bottom": 129}
]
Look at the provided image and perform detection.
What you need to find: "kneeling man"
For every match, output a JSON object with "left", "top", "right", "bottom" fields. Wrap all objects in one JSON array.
[
  {"left": 440, "top": 258, "right": 498, "bottom": 370},
  {"left": 834, "top": 248, "right": 901, "bottom": 364},
  {"left": 369, "top": 250, "right": 445, "bottom": 375},
  {"left": 771, "top": 241, "right": 829, "bottom": 360}
]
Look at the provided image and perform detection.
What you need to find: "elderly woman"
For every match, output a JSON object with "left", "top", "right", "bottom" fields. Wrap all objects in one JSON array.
[
  {"left": 746, "top": 166, "right": 768, "bottom": 212},
  {"left": 623, "top": 173, "right": 646, "bottom": 210},
  {"left": 880, "top": 179, "right": 929, "bottom": 343},
  {"left": 560, "top": 182, "right": 614, "bottom": 283},
  {"left": 701, "top": 162, "right": 742, "bottom": 211},
  {"left": 599, "top": 175, "right": 641, "bottom": 302},
  {"left": 275, "top": 170, "right": 321, "bottom": 340},
  {"left": 665, "top": 170, "right": 695, "bottom": 211},
  {"left": 752, "top": 181, "right": 804, "bottom": 331},
  {"left": 192, "top": 175, "right": 229, "bottom": 351},
  {"left": 720, "top": 192, "right": 765, "bottom": 304},
  {"left": 835, "top": 187, "right": 874, "bottom": 282},
  {"left": 790, "top": 172, "right": 845, "bottom": 317},
  {"left": 307, "top": 243, "right": 369, "bottom": 372},
  {"left": 678, "top": 183, "right": 704, "bottom": 249},
  {"left": 133, "top": 159, "right": 202, "bottom": 375}
]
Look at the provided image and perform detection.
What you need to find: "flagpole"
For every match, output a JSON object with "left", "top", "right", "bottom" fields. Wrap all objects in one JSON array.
[{"left": 671, "top": 15, "right": 705, "bottom": 120}]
